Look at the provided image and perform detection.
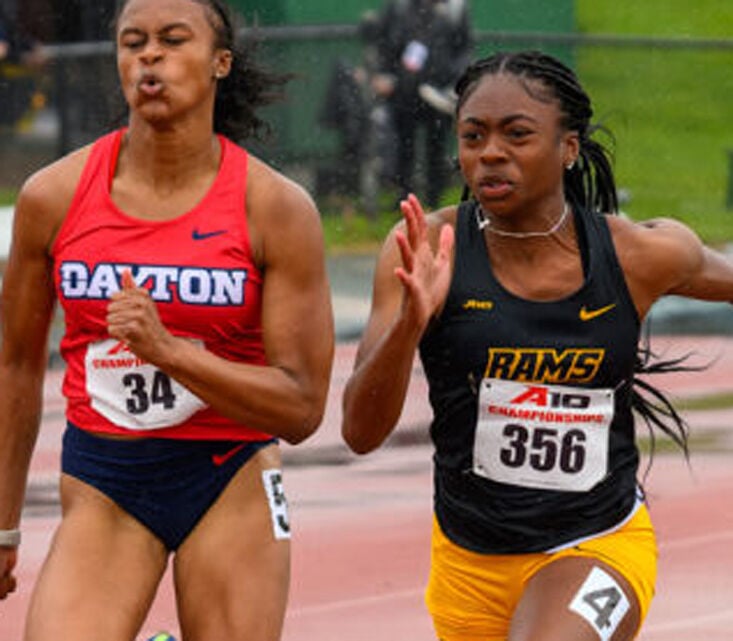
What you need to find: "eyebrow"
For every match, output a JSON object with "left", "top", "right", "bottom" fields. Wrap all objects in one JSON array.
[
  {"left": 460, "top": 113, "right": 540, "bottom": 127},
  {"left": 119, "top": 22, "right": 194, "bottom": 37}
]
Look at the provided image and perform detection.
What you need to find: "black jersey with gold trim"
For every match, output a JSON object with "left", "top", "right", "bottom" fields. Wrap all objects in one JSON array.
[{"left": 419, "top": 201, "right": 641, "bottom": 554}]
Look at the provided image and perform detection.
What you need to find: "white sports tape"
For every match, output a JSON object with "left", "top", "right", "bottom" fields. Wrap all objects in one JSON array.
[
  {"left": 262, "top": 469, "right": 291, "bottom": 541},
  {"left": 0, "top": 529, "right": 21, "bottom": 547},
  {"left": 569, "top": 566, "right": 630, "bottom": 641}
]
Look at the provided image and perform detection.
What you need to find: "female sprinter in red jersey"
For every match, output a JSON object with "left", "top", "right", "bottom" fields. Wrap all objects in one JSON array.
[
  {"left": 0, "top": 1, "right": 334, "bottom": 639},
  {"left": 342, "top": 50, "right": 733, "bottom": 641}
]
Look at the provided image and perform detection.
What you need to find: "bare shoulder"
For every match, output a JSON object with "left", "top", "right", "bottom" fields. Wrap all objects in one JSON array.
[
  {"left": 245, "top": 155, "right": 323, "bottom": 266},
  {"left": 375, "top": 203, "right": 458, "bottom": 280},
  {"left": 605, "top": 213, "right": 705, "bottom": 306},
  {"left": 246, "top": 155, "right": 319, "bottom": 224},
  {"left": 20, "top": 145, "right": 91, "bottom": 210},
  {"left": 15, "top": 145, "right": 93, "bottom": 248},
  {"left": 607, "top": 213, "right": 699, "bottom": 242},
  {"left": 606, "top": 214, "right": 703, "bottom": 266},
  {"left": 387, "top": 203, "right": 458, "bottom": 246},
  {"left": 427, "top": 204, "right": 459, "bottom": 233}
]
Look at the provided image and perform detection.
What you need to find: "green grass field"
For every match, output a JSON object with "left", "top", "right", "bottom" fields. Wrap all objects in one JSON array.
[
  {"left": 325, "top": 1, "right": 733, "bottom": 248},
  {"left": 0, "top": 190, "right": 16, "bottom": 206},
  {"left": 576, "top": 0, "right": 733, "bottom": 244},
  {"left": 3, "top": 3, "right": 731, "bottom": 249}
]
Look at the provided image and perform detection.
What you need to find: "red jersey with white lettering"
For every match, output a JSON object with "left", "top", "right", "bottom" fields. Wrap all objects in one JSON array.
[{"left": 51, "top": 128, "right": 272, "bottom": 441}]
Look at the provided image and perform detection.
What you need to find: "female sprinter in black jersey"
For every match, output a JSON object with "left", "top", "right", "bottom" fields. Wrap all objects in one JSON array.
[{"left": 342, "top": 50, "right": 733, "bottom": 641}]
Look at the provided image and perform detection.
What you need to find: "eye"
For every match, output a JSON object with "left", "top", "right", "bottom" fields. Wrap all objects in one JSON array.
[
  {"left": 159, "top": 27, "right": 192, "bottom": 47},
  {"left": 459, "top": 128, "right": 483, "bottom": 143},
  {"left": 506, "top": 127, "right": 531, "bottom": 140},
  {"left": 121, "top": 36, "right": 145, "bottom": 50},
  {"left": 162, "top": 35, "right": 187, "bottom": 47}
]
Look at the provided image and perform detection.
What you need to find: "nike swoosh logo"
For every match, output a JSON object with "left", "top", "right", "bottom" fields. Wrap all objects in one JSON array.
[
  {"left": 579, "top": 303, "right": 617, "bottom": 321},
  {"left": 192, "top": 229, "right": 227, "bottom": 240},
  {"left": 212, "top": 444, "right": 246, "bottom": 467}
]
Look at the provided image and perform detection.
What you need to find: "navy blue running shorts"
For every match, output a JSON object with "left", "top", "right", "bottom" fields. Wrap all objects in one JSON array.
[{"left": 61, "top": 422, "right": 277, "bottom": 550}]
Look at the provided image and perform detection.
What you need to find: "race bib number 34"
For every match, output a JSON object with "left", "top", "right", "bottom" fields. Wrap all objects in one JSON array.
[
  {"left": 473, "top": 379, "right": 614, "bottom": 492},
  {"left": 85, "top": 338, "right": 207, "bottom": 430}
]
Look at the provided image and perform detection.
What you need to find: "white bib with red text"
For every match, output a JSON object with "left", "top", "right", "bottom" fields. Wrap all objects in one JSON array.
[
  {"left": 85, "top": 338, "right": 207, "bottom": 430},
  {"left": 473, "top": 378, "right": 614, "bottom": 492}
]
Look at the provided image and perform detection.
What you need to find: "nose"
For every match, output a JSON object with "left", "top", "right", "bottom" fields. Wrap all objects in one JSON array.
[
  {"left": 479, "top": 134, "right": 507, "bottom": 163},
  {"left": 139, "top": 41, "right": 163, "bottom": 65}
]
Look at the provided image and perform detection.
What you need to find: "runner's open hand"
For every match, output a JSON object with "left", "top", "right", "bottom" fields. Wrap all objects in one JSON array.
[{"left": 394, "top": 194, "right": 454, "bottom": 332}]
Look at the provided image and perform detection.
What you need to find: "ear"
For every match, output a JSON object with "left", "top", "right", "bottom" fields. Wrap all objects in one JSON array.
[
  {"left": 213, "top": 49, "right": 233, "bottom": 80},
  {"left": 562, "top": 131, "right": 580, "bottom": 169}
]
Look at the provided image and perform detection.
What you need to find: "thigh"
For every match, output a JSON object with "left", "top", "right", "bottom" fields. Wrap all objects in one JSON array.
[
  {"left": 508, "top": 556, "right": 640, "bottom": 641},
  {"left": 173, "top": 443, "right": 290, "bottom": 641},
  {"left": 24, "top": 474, "right": 169, "bottom": 641},
  {"left": 426, "top": 517, "right": 514, "bottom": 641}
]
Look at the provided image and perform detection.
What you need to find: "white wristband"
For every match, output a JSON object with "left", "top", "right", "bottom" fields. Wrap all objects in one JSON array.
[{"left": 0, "top": 529, "right": 21, "bottom": 547}]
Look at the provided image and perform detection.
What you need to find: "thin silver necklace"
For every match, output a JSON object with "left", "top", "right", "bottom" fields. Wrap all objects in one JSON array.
[{"left": 476, "top": 202, "right": 570, "bottom": 239}]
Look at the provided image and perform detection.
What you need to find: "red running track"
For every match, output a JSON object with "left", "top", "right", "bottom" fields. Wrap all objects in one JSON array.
[{"left": 3, "top": 336, "right": 733, "bottom": 640}]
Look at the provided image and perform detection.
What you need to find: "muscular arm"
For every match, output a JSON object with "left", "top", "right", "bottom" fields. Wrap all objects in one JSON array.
[
  {"left": 0, "top": 170, "right": 80, "bottom": 602},
  {"left": 0, "top": 196, "right": 53, "bottom": 530},
  {"left": 342, "top": 196, "right": 454, "bottom": 454},
  {"left": 0, "top": 153, "right": 82, "bottom": 531},
  {"left": 609, "top": 216, "right": 733, "bottom": 318},
  {"left": 109, "top": 159, "right": 335, "bottom": 445},
  {"left": 341, "top": 230, "right": 424, "bottom": 454}
]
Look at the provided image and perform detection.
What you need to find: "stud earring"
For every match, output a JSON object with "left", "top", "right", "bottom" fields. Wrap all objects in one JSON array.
[{"left": 565, "top": 160, "right": 575, "bottom": 171}]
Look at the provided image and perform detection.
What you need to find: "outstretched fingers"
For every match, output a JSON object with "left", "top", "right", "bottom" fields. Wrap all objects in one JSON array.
[
  {"left": 396, "top": 193, "right": 430, "bottom": 272},
  {"left": 401, "top": 193, "right": 428, "bottom": 248},
  {"left": 391, "top": 195, "right": 454, "bottom": 329}
]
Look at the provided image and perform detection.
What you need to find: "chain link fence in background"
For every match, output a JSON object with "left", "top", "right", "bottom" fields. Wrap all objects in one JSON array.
[
  {"left": 1, "top": 27, "right": 732, "bottom": 228},
  {"left": 2, "top": 26, "right": 733, "bottom": 358}
]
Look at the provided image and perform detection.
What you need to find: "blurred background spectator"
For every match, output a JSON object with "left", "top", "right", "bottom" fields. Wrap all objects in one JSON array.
[
  {"left": 0, "top": 3, "right": 48, "bottom": 130},
  {"left": 369, "top": 0, "right": 472, "bottom": 208}
]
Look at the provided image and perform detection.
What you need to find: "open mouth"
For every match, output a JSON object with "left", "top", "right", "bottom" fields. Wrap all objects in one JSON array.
[
  {"left": 137, "top": 74, "right": 164, "bottom": 96},
  {"left": 478, "top": 176, "right": 513, "bottom": 198}
]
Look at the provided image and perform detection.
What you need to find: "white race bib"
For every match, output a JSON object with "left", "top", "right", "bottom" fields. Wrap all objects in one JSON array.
[
  {"left": 85, "top": 338, "right": 207, "bottom": 430},
  {"left": 473, "top": 379, "right": 613, "bottom": 491}
]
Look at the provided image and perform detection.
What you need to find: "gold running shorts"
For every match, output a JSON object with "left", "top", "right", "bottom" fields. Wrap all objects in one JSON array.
[{"left": 425, "top": 505, "right": 657, "bottom": 641}]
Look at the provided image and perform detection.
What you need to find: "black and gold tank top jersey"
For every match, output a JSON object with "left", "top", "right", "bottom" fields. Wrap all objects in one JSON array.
[{"left": 419, "top": 200, "right": 642, "bottom": 554}]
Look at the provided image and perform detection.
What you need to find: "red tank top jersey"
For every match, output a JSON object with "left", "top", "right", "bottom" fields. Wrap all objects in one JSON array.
[{"left": 51, "top": 129, "right": 272, "bottom": 441}]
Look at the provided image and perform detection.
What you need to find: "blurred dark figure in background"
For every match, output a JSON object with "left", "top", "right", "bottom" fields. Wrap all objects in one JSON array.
[
  {"left": 51, "top": 0, "right": 117, "bottom": 43},
  {"left": 50, "top": 0, "right": 121, "bottom": 150},
  {"left": 0, "top": 4, "right": 47, "bottom": 129},
  {"left": 317, "top": 58, "right": 370, "bottom": 201},
  {"left": 0, "top": 5, "right": 45, "bottom": 65},
  {"left": 316, "top": 13, "right": 398, "bottom": 211},
  {"left": 370, "top": 0, "right": 472, "bottom": 208}
]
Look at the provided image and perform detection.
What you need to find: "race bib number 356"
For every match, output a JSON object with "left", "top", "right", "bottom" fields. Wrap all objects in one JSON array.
[
  {"left": 473, "top": 379, "right": 614, "bottom": 492},
  {"left": 85, "top": 338, "right": 207, "bottom": 430}
]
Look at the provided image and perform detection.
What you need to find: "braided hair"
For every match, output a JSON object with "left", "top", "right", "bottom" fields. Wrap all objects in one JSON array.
[
  {"left": 455, "top": 49, "right": 617, "bottom": 214},
  {"left": 113, "top": 0, "right": 290, "bottom": 142},
  {"left": 454, "top": 50, "right": 695, "bottom": 459}
]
